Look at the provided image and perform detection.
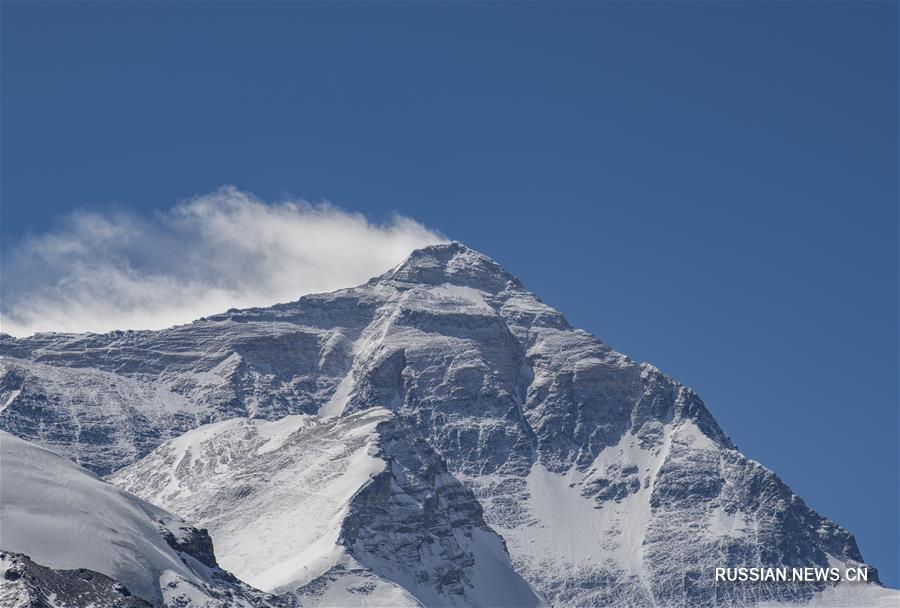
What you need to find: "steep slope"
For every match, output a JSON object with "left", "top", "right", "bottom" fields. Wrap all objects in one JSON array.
[
  {"left": 0, "top": 431, "right": 277, "bottom": 607},
  {"left": 1, "top": 242, "right": 895, "bottom": 607},
  {"left": 109, "top": 408, "right": 544, "bottom": 608}
]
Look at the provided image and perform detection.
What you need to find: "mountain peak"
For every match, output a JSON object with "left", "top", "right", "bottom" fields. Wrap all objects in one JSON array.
[
  {"left": 375, "top": 241, "right": 524, "bottom": 293},
  {"left": 2, "top": 240, "right": 894, "bottom": 608}
]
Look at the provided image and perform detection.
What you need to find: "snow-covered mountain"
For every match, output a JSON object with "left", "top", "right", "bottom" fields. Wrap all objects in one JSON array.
[
  {"left": 0, "top": 431, "right": 278, "bottom": 607},
  {"left": 1, "top": 242, "right": 895, "bottom": 607}
]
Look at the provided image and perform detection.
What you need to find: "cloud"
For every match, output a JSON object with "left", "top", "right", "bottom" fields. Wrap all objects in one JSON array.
[{"left": 1, "top": 187, "right": 445, "bottom": 336}]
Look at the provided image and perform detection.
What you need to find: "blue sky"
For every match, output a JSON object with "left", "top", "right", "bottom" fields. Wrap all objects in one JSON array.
[{"left": 2, "top": 2, "right": 898, "bottom": 587}]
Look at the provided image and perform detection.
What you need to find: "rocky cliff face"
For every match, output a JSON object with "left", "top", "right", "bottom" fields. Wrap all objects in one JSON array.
[
  {"left": 1, "top": 552, "right": 152, "bottom": 608},
  {"left": 0, "top": 242, "right": 892, "bottom": 607}
]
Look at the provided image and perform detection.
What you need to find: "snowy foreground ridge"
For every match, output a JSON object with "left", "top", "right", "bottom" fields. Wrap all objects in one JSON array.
[
  {"left": 0, "top": 431, "right": 276, "bottom": 607},
  {"left": 0, "top": 242, "right": 896, "bottom": 608}
]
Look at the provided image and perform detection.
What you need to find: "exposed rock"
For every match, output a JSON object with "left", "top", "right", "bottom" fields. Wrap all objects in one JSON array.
[{"left": 0, "top": 552, "right": 151, "bottom": 608}]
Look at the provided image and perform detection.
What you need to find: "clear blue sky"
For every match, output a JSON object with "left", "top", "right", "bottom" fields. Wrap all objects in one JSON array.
[{"left": 2, "top": 1, "right": 897, "bottom": 587}]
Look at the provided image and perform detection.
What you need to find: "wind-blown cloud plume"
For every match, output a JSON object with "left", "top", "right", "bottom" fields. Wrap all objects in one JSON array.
[{"left": 1, "top": 187, "right": 445, "bottom": 336}]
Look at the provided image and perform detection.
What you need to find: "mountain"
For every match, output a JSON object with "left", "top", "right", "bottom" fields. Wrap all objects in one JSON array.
[
  {"left": 0, "top": 431, "right": 278, "bottom": 607},
  {"left": 1, "top": 242, "right": 895, "bottom": 607}
]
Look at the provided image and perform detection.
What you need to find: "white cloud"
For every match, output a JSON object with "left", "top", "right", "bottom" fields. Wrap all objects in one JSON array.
[{"left": 1, "top": 187, "right": 445, "bottom": 336}]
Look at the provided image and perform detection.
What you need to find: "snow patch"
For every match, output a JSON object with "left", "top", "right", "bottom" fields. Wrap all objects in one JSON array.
[
  {"left": 706, "top": 506, "right": 749, "bottom": 538},
  {"left": 429, "top": 284, "right": 492, "bottom": 312},
  {"left": 319, "top": 370, "right": 354, "bottom": 419},
  {"left": 676, "top": 420, "right": 717, "bottom": 451},
  {"left": 0, "top": 388, "right": 20, "bottom": 413}
]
